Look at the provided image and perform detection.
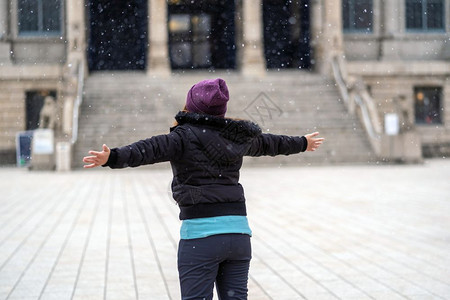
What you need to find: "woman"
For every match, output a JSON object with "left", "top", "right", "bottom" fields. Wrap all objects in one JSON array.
[{"left": 83, "top": 78, "right": 324, "bottom": 299}]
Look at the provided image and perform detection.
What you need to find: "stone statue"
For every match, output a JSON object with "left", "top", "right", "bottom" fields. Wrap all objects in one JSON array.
[{"left": 39, "top": 95, "right": 57, "bottom": 130}]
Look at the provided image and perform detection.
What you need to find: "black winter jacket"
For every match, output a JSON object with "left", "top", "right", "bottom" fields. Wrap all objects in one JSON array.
[{"left": 104, "top": 111, "right": 307, "bottom": 220}]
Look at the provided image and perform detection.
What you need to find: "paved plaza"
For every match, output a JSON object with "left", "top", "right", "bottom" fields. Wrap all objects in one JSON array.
[{"left": 1, "top": 159, "right": 449, "bottom": 300}]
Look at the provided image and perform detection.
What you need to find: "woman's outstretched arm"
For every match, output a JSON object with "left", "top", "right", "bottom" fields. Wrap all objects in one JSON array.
[
  {"left": 83, "top": 127, "right": 186, "bottom": 169},
  {"left": 245, "top": 131, "right": 324, "bottom": 157}
]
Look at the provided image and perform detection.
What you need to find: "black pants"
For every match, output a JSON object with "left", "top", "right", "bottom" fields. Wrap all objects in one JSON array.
[{"left": 177, "top": 234, "right": 252, "bottom": 300}]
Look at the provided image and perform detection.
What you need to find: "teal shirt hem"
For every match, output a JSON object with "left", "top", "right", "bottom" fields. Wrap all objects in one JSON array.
[{"left": 180, "top": 216, "right": 252, "bottom": 240}]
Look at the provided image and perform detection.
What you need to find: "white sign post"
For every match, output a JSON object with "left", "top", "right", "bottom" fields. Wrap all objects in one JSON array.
[
  {"left": 385, "top": 113, "right": 400, "bottom": 160},
  {"left": 385, "top": 113, "right": 399, "bottom": 136},
  {"left": 30, "top": 129, "right": 55, "bottom": 170},
  {"left": 33, "top": 129, "right": 54, "bottom": 154}
]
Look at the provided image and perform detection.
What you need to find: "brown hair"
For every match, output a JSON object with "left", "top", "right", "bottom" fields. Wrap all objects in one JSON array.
[{"left": 173, "top": 106, "right": 189, "bottom": 127}]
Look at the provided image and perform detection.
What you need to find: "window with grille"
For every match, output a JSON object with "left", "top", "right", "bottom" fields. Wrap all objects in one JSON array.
[
  {"left": 167, "top": 0, "right": 236, "bottom": 70},
  {"left": 406, "top": 0, "right": 445, "bottom": 31},
  {"left": 168, "top": 13, "right": 212, "bottom": 69},
  {"left": 18, "top": 0, "right": 62, "bottom": 36},
  {"left": 342, "top": 0, "right": 373, "bottom": 33},
  {"left": 414, "top": 87, "right": 443, "bottom": 124}
]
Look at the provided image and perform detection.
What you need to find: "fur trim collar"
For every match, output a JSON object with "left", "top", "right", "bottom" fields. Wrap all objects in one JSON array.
[{"left": 173, "top": 111, "right": 262, "bottom": 141}]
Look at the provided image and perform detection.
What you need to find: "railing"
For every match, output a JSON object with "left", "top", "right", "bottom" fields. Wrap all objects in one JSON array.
[
  {"left": 71, "top": 61, "right": 85, "bottom": 145},
  {"left": 331, "top": 54, "right": 383, "bottom": 156}
]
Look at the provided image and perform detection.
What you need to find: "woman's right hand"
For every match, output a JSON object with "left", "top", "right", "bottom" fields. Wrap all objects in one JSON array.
[{"left": 83, "top": 144, "right": 110, "bottom": 168}]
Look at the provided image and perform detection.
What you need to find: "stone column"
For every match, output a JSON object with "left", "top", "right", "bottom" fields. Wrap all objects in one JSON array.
[
  {"left": 66, "top": 0, "right": 87, "bottom": 66},
  {"left": 147, "top": 0, "right": 170, "bottom": 76},
  {"left": 0, "top": 0, "right": 11, "bottom": 64},
  {"left": 383, "top": 0, "right": 400, "bottom": 35},
  {"left": 241, "top": 0, "right": 266, "bottom": 77},
  {"left": 62, "top": 0, "right": 87, "bottom": 140},
  {"left": 380, "top": 0, "right": 401, "bottom": 60},
  {"left": 312, "top": 0, "right": 344, "bottom": 74},
  {"left": 310, "top": 0, "right": 323, "bottom": 72}
]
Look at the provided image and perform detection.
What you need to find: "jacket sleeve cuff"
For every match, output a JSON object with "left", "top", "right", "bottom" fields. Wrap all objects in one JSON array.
[
  {"left": 301, "top": 136, "right": 307, "bottom": 152},
  {"left": 102, "top": 148, "right": 118, "bottom": 167}
]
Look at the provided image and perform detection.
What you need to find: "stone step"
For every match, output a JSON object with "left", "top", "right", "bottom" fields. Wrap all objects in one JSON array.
[
  {"left": 85, "top": 71, "right": 332, "bottom": 82},
  {"left": 82, "top": 95, "right": 342, "bottom": 105},
  {"left": 78, "top": 105, "right": 345, "bottom": 117},
  {"left": 73, "top": 71, "right": 374, "bottom": 167}
]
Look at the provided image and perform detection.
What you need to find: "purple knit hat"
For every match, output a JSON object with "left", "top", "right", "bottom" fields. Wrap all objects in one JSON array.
[{"left": 185, "top": 78, "right": 229, "bottom": 117}]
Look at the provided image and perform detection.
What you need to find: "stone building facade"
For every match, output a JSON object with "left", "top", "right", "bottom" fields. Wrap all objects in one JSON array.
[{"left": 0, "top": 0, "right": 449, "bottom": 166}]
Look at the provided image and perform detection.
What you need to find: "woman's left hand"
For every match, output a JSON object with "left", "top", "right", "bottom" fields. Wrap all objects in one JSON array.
[
  {"left": 83, "top": 144, "right": 111, "bottom": 168},
  {"left": 305, "top": 132, "right": 324, "bottom": 152}
]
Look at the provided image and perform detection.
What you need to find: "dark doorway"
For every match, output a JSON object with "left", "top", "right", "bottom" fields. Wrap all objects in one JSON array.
[
  {"left": 168, "top": 0, "right": 236, "bottom": 70},
  {"left": 87, "top": 0, "right": 148, "bottom": 71},
  {"left": 25, "top": 90, "right": 57, "bottom": 130},
  {"left": 263, "top": 0, "right": 311, "bottom": 70}
]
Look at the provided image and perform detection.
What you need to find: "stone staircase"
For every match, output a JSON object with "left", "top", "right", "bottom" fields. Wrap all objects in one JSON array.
[{"left": 73, "top": 71, "right": 376, "bottom": 168}]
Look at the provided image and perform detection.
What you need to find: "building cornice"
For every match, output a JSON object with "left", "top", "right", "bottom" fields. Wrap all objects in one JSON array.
[
  {"left": 0, "top": 64, "right": 63, "bottom": 80},
  {"left": 347, "top": 61, "right": 450, "bottom": 77}
]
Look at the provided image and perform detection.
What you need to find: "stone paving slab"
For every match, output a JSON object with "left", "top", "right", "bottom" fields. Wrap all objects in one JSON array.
[{"left": 1, "top": 159, "right": 449, "bottom": 300}]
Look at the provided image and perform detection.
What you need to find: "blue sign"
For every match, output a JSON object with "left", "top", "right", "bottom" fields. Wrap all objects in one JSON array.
[{"left": 16, "top": 131, "right": 34, "bottom": 167}]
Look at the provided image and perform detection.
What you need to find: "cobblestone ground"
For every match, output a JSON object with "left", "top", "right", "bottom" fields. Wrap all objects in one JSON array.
[{"left": 1, "top": 159, "right": 449, "bottom": 300}]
